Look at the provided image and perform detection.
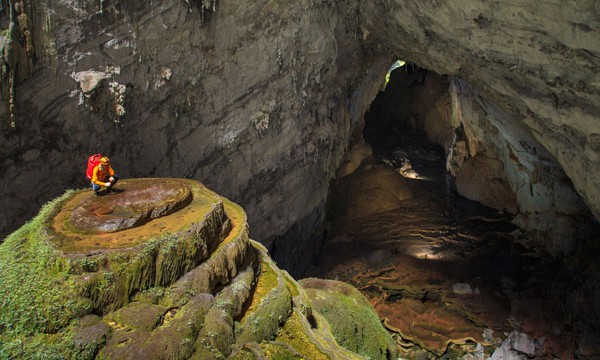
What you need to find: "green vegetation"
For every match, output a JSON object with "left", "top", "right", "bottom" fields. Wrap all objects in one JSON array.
[
  {"left": 0, "top": 190, "right": 91, "bottom": 358},
  {"left": 299, "top": 279, "right": 397, "bottom": 360},
  {"left": 0, "top": 183, "right": 395, "bottom": 359},
  {"left": 235, "top": 256, "right": 292, "bottom": 346},
  {"left": 275, "top": 310, "right": 330, "bottom": 360}
]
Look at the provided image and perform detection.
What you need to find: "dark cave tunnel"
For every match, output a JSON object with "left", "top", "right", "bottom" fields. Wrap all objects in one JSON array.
[{"left": 309, "top": 62, "right": 600, "bottom": 358}]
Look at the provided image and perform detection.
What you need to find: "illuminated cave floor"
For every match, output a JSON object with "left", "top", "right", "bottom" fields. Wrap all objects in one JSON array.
[{"left": 308, "top": 141, "right": 576, "bottom": 358}]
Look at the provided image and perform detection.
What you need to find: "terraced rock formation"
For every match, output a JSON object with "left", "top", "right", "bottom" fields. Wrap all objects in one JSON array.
[{"left": 0, "top": 179, "right": 396, "bottom": 359}]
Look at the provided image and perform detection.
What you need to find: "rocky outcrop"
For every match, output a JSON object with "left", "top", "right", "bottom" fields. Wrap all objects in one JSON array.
[
  {"left": 0, "top": 180, "right": 395, "bottom": 359},
  {"left": 69, "top": 178, "right": 192, "bottom": 232},
  {"left": 446, "top": 78, "right": 592, "bottom": 254}
]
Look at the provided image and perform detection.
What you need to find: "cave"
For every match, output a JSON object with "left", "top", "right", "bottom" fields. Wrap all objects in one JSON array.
[
  {"left": 1, "top": 1, "right": 600, "bottom": 358},
  {"left": 311, "top": 62, "right": 600, "bottom": 357}
]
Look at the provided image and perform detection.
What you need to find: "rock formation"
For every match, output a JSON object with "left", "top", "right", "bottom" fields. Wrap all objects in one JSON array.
[
  {"left": 0, "top": 0, "right": 599, "bottom": 274},
  {"left": 0, "top": 179, "right": 396, "bottom": 359}
]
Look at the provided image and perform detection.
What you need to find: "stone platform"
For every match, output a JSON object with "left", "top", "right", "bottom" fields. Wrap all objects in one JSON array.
[
  {"left": 70, "top": 178, "right": 192, "bottom": 232},
  {"left": 51, "top": 178, "right": 219, "bottom": 253}
]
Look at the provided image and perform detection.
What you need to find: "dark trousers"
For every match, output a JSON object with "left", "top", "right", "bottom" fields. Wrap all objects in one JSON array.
[{"left": 91, "top": 174, "right": 119, "bottom": 192}]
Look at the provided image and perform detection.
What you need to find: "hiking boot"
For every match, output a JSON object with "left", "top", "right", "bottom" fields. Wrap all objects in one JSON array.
[{"left": 94, "top": 191, "right": 99, "bottom": 197}]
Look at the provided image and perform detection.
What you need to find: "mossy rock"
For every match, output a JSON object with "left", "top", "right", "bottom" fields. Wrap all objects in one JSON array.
[
  {"left": 229, "top": 341, "right": 304, "bottom": 359},
  {"left": 104, "top": 302, "right": 166, "bottom": 331},
  {"left": 0, "top": 179, "right": 241, "bottom": 358},
  {"left": 235, "top": 248, "right": 293, "bottom": 347},
  {"left": 97, "top": 293, "right": 214, "bottom": 360},
  {"left": 70, "top": 179, "right": 193, "bottom": 232},
  {"left": 299, "top": 278, "right": 397, "bottom": 360},
  {"left": 0, "top": 179, "right": 395, "bottom": 360},
  {"left": 159, "top": 195, "right": 252, "bottom": 309},
  {"left": 0, "top": 191, "right": 90, "bottom": 338},
  {"left": 38, "top": 179, "right": 230, "bottom": 315},
  {"left": 275, "top": 308, "right": 366, "bottom": 360},
  {"left": 191, "top": 263, "right": 255, "bottom": 359}
]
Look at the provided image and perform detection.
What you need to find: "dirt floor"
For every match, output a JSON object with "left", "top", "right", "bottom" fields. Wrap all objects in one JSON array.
[{"left": 308, "top": 132, "right": 578, "bottom": 359}]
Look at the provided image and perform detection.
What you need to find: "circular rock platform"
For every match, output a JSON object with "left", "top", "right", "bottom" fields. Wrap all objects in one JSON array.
[
  {"left": 70, "top": 178, "right": 192, "bottom": 232},
  {"left": 51, "top": 178, "right": 222, "bottom": 253}
]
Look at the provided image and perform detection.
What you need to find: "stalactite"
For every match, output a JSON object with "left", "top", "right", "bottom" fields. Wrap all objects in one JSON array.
[
  {"left": 185, "top": 0, "right": 218, "bottom": 24},
  {"left": 0, "top": 0, "right": 34, "bottom": 131}
]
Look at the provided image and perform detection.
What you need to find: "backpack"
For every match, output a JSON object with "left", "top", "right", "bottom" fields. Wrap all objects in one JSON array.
[{"left": 86, "top": 153, "right": 103, "bottom": 180}]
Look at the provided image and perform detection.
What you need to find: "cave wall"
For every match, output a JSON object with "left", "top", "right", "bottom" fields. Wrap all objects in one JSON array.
[
  {"left": 0, "top": 1, "right": 388, "bottom": 273},
  {"left": 358, "top": 1, "right": 600, "bottom": 224},
  {"left": 448, "top": 78, "right": 592, "bottom": 254},
  {"left": 2, "top": 0, "right": 600, "bottom": 272}
]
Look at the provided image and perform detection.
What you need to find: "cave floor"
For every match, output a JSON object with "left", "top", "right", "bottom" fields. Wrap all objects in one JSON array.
[{"left": 308, "top": 136, "right": 576, "bottom": 359}]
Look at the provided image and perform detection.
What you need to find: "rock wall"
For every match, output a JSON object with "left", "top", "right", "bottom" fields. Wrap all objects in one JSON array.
[
  {"left": 448, "top": 78, "right": 592, "bottom": 254},
  {"left": 358, "top": 1, "right": 600, "bottom": 224},
  {"left": 0, "top": 0, "right": 384, "bottom": 274},
  {"left": 2, "top": 0, "right": 600, "bottom": 271},
  {"left": 0, "top": 182, "right": 396, "bottom": 359}
]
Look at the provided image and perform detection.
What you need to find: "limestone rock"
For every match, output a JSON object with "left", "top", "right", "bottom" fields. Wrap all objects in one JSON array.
[
  {"left": 328, "top": 158, "right": 414, "bottom": 233},
  {"left": 452, "top": 283, "right": 474, "bottom": 295},
  {"left": 489, "top": 331, "right": 536, "bottom": 360},
  {"left": 70, "top": 178, "right": 192, "bottom": 232},
  {"left": 0, "top": 180, "right": 387, "bottom": 359},
  {"left": 72, "top": 71, "right": 110, "bottom": 94},
  {"left": 456, "top": 155, "right": 519, "bottom": 214},
  {"left": 299, "top": 278, "right": 398, "bottom": 360},
  {"left": 1, "top": 0, "right": 600, "bottom": 280}
]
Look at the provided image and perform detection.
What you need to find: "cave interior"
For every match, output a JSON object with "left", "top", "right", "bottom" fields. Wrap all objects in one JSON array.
[{"left": 312, "top": 61, "right": 600, "bottom": 357}]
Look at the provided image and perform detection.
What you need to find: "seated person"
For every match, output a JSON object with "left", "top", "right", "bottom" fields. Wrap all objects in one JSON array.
[{"left": 91, "top": 156, "right": 118, "bottom": 196}]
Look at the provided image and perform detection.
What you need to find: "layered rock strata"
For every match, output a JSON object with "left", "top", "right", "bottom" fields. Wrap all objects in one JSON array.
[{"left": 0, "top": 179, "right": 395, "bottom": 359}]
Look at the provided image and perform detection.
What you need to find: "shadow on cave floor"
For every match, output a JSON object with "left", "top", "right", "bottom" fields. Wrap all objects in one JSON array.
[{"left": 307, "top": 128, "right": 580, "bottom": 358}]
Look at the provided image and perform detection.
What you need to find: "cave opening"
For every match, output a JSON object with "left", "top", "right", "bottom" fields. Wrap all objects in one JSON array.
[{"left": 309, "top": 62, "right": 600, "bottom": 358}]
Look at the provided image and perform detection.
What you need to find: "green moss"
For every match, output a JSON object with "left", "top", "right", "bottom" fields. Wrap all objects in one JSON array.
[
  {"left": 105, "top": 302, "right": 166, "bottom": 331},
  {"left": 0, "top": 191, "right": 89, "bottom": 336},
  {"left": 261, "top": 342, "right": 304, "bottom": 359},
  {"left": 275, "top": 311, "right": 330, "bottom": 360},
  {"left": 0, "top": 332, "right": 67, "bottom": 360},
  {"left": 236, "top": 255, "right": 292, "bottom": 346},
  {"left": 228, "top": 348, "right": 257, "bottom": 360},
  {"left": 283, "top": 272, "right": 300, "bottom": 297},
  {"left": 0, "top": 191, "right": 103, "bottom": 358},
  {"left": 242, "top": 260, "right": 279, "bottom": 318},
  {"left": 299, "top": 279, "right": 397, "bottom": 360}
]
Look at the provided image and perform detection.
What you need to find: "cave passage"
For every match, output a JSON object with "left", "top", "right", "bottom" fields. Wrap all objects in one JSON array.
[{"left": 308, "top": 64, "right": 576, "bottom": 358}]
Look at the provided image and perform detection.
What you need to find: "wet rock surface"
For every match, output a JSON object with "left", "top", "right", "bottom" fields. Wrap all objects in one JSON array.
[{"left": 70, "top": 178, "right": 192, "bottom": 232}]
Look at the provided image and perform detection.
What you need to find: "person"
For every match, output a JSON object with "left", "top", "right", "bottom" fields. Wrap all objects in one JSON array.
[{"left": 91, "top": 156, "right": 118, "bottom": 196}]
